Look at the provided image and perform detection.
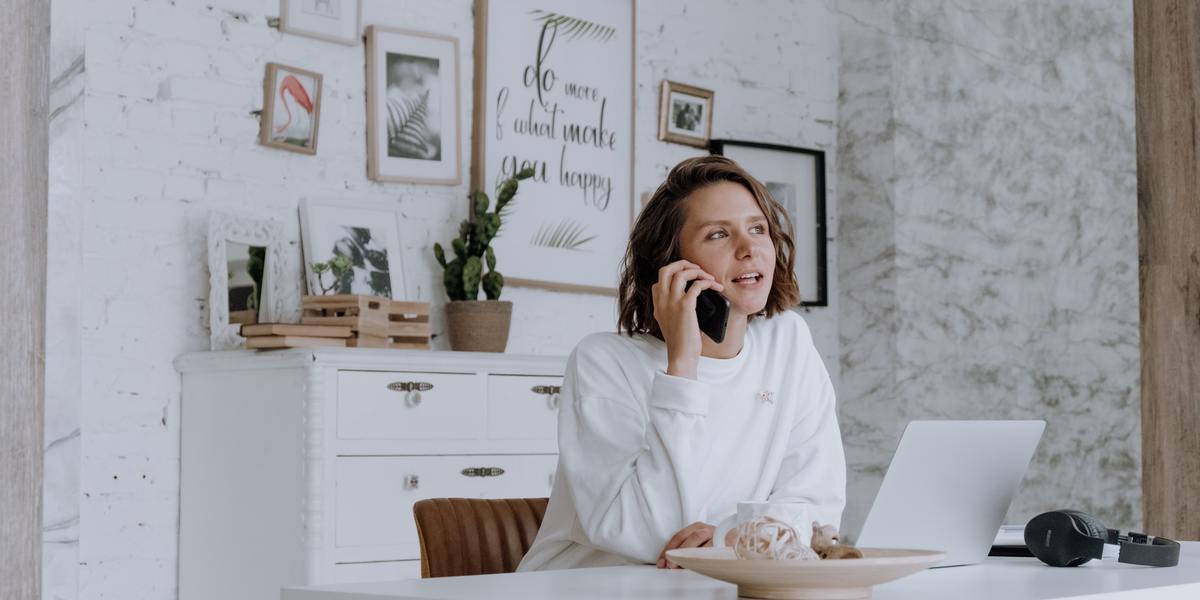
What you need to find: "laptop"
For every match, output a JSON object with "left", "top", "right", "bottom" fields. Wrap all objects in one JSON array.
[{"left": 851, "top": 420, "right": 1045, "bottom": 567}]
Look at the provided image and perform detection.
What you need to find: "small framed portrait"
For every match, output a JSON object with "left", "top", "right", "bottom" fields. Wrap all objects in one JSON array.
[
  {"left": 710, "top": 139, "right": 828, "bottom": 307},
  {"left": 260, "top": 63, "right": 323, "bottom": 154},
  {"left": 299, "top": 198, "right": 408, "bottom": 300},
  {"left": 279, "top": 0, "right": 362, "bottom": 45},
  {"left": 658, "top": 80, "right": 714, "bottom": 148},
  {"left": 366, "top": 26, "right": 462, "bottom": 185}
]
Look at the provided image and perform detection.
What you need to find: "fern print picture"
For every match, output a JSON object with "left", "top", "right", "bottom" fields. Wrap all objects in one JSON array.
[
  {"left": 367, "top": 26, "right": 461, "bottom": 184},
  {"left": 385, "top": 53, "right": 441, "bottom": 161}
]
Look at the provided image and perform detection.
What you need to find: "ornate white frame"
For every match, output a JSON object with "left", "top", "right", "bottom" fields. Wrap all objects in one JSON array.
[{"left": 208, "top": 212, "right": 287, "bottom": 350}]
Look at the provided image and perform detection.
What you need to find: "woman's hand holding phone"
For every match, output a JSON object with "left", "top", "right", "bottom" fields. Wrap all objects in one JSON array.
[{"left": 651, "top": 260, "right": 724, "bottom": 379}]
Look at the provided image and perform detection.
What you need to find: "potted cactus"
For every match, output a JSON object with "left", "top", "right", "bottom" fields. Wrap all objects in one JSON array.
[{"left": 433, "top": 167, "right": 534, "bottom": 352}]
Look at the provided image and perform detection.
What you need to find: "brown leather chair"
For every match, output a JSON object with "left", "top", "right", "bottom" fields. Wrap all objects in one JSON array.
[{"left": 413, "top": 497, "right": 549, "bottom": 578}]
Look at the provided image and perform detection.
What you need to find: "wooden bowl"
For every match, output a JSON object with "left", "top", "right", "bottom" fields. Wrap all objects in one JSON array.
[{"left": 665, "top": 547, "right": 946, "bottom": 599}]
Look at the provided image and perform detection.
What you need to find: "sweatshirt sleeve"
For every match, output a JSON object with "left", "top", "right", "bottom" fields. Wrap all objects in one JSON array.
[
  {"left": 555, "top": 337, "right": 713, "bottom": 564},
  {"left": 767, "top": 320, "right": 848, "bottom": 530}
]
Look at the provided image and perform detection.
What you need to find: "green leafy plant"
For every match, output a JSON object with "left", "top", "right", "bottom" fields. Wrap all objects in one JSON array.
[
  {"left": 531, "top": 218, "right": 596, "bottom": 250},
  {"left": 330, "top": 227, "right": 391, "bottom": 296},
  {"left": 529, "top": 9, "right": 617, "bottom": 42},
  {"left": 433, "top": 168, "right": 535, "bottom": 301},
  {"left": 387, "top": 90, "right": 434, "bottom": 159},
  {"left": 246, "top": 245, "right": 266, "bottom": 310},
  {"left": 310, "top": 254, "right": 353, "bottom": 296}
]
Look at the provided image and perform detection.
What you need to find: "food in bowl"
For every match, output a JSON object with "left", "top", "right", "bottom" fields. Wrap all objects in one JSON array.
[{"left": 733, "top": 519, "right": 864, "bottom": 561}]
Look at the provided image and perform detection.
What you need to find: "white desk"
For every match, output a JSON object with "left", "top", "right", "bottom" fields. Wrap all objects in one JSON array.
[{"left": 284, "top": 541, "right": 1200, "bottom": 600}]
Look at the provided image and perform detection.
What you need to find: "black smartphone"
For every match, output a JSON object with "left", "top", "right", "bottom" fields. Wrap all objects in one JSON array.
[{"left": 694, "top": 287, "right": 730, "bottom": 344}]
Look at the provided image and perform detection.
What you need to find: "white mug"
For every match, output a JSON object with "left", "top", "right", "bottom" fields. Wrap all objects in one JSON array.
[{"left": 713, "top": 501, "right": 812, "bottom": 550}]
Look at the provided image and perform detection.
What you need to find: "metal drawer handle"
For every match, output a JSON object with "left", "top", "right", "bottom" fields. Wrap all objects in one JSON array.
[
  {"left": 405, "top": 474, "right": 420, "bottom": 489},
  {"left": 461, "top": 467, "right": 505, "bottom": 478},
  {"left": 388, "top": 381, "right": 434, "bottom": 393},
  {"left": 532, "top": 385, "right": 563, "bottom": 409}
]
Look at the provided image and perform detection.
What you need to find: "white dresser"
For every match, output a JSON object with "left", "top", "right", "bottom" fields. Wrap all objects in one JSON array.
[{"left": 174, "top": 348, "right": 566, "bottom": 600}]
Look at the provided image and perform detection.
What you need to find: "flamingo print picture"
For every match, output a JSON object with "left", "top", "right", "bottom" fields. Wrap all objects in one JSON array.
[{"left": 261, "top": 63, "right": 323, "bottom": 154}]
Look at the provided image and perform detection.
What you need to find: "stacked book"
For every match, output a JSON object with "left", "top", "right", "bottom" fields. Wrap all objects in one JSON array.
[{"left": 239, "top": 323, "right": 353, "bottom": 349}]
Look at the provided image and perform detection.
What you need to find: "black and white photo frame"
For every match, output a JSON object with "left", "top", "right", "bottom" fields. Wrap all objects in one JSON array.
[
  {"left": 710, "top": 139, "right": 828, "bottom": 307},
  {"left": 366, "top": 26, "right": 462, "bottom": 185},
  {"left": 659, "top": 80, "right": 714, "bottom": 148}
]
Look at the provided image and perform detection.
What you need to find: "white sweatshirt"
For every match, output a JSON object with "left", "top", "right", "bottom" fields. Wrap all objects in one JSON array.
[{"left": 517, "top": 310, "right": 846, "bottom": 571}]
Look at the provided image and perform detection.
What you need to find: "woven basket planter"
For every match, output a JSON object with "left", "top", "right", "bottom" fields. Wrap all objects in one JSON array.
[{"left": 444, "top": 300, "right": 512, "bottom": 353}]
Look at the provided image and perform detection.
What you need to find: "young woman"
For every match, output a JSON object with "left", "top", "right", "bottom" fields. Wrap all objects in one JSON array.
[{"left": 518, "top": 156, "right": 846, "bottom": 571}]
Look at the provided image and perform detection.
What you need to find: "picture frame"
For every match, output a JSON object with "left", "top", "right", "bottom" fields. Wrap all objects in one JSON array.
[
  {"left": 260, "top": 62, "right": 323, "bottom": 155},
  {"left": 279, "top": 0, "right": 362, "bottom": 46},
  {"left": 366, "top": 26, "right": 462, "bottom": 185},
  {"left": 709, "top": 139, "right": 828, "bottom": 307},
  {"left": 472, "top": 0, "right": 636, "bottom": 294},
  {"left": 658, "top": 80, "right": 714, "bottom": 148},
  {"left": 299, "top": 198, "right": 409, "bottom": 300},
  {"left": 207, "top": 212, "right": 288, "bottom": 350}
]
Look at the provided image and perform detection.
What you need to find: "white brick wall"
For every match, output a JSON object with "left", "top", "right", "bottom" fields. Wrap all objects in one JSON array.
[{"left": 47, "top": 1, "right": 840, "bottom": 598}]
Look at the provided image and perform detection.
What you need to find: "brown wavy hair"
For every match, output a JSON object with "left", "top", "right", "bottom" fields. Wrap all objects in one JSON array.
[{"left": 617, "top": 155, "right": 799, "bottom": 338}]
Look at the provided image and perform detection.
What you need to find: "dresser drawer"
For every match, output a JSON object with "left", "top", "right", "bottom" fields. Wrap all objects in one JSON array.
[
  {"left": 487, "top": 375, "right": 562, "bottom": 441},
  {"left": 334, "top": 454, "right": 559, "bottom": 553},
  {"left": 337, "top": 371, "right": 483, "bottom": 440}
]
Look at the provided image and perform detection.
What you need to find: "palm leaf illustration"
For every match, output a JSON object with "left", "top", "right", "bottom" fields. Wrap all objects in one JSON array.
[
  {"left": 386, "top": 89, "right": 431, "bottom": 159},
  {"left": 531, "top": 219, "right": 597, "bottom": 250},
  {"left": 529, "top": 9, "right": 616, "bottom": 43}
]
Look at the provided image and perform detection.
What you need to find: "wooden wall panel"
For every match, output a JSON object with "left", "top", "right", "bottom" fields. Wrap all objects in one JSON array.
[
  {"left": 1134, "top": 0, "right": 1200, "bottom": 540},
  {"left": 0, "top": 0, "right": 49, "bottom": 597}
]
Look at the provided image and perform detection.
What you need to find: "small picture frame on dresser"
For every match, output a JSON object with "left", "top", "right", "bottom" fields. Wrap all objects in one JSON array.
[{"left": 207, "top": 212, "right": 289, "bottom": 350}]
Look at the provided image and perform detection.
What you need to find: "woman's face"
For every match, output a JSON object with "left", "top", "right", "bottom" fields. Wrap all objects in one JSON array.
[{"left": 677, "top": 181, "right": 777, "bottom": 317}]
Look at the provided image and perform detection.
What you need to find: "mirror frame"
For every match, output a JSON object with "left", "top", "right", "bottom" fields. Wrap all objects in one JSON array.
[{"left": 207, "top": 212, "right": 286, "bottom": 350}]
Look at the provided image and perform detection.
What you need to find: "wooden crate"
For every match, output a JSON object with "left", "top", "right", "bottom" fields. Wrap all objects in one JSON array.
[
  {"left": 301, "top": 295, "right": 390, "bottom": 339},
  {"left": 386, "top": 301, "right": 432, "bottom": 350},
  {"left": 345, "top": 333, "right": 390, "bottom": 348}
]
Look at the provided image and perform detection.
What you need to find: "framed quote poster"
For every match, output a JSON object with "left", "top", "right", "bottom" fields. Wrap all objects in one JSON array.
[
  {"left": 710, "top": 139, "right": 828, "bottom": 307},
  {"left": 473, "top": 0, "right": 635, "bottom": 294}
]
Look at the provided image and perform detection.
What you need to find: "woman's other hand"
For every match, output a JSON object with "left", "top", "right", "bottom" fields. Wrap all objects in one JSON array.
[
  {"left": 651, "top": 260, "right": 724, "bottom": 379},
  {"left": 656, "top": 521, "right": 716, "bottom": 569}
]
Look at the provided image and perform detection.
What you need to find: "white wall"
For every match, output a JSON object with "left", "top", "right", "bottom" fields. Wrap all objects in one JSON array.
[{"left": 45, "top": 1, "right": 841, "bottom": 598}]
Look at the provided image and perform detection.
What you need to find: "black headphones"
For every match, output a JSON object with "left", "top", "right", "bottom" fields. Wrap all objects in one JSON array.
[{"left": 1024, "top": 509, "right": 1180, "bottom": 568}]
